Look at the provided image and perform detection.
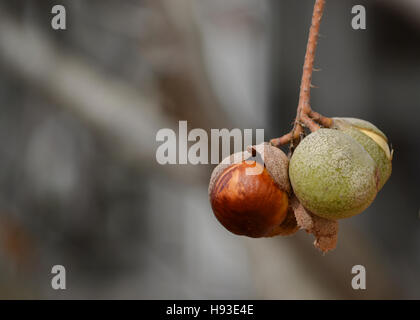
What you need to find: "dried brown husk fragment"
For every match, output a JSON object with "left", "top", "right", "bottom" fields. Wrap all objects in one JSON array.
[
  {"left": 291, "top": 196, "right": 338, "bottom": 253},
  {"left": 247, "top": 142, "right": 291, "bottom": 194}
]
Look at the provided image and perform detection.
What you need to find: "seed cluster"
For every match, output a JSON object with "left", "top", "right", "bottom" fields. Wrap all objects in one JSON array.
[{"left": 208, "top": 119, "right": 392, "bottom": 253}]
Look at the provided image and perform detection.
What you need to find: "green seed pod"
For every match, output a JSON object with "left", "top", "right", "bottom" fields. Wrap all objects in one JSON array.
[
  {"left": 333, "top": 117, "right": 392, "bottom": 190},
  {"left": 289, "top": 129, "right": 378, "bottom": 220}
]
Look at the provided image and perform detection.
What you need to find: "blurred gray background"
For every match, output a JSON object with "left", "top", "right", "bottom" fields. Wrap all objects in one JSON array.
[{"left": 0, "top": 0, "right": 419, "bottom": 299}]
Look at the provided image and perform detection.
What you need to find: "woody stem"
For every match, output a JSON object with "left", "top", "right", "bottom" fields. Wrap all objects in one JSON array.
[{"left": 271, "top": 0, "right": 332, "bottom": 148}]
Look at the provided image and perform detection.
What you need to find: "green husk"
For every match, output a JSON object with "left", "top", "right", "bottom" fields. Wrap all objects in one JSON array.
[{"left": 289, "top": 129, "right": 377, "bottom": 220}]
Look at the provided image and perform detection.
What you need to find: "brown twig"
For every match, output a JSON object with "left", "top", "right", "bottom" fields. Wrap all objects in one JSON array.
[
  {"left": 271, "top": 0, "right": 332, "bottom": 149},
  {"left": 310, "top": 110, "right": 333, "bottom": 127}
]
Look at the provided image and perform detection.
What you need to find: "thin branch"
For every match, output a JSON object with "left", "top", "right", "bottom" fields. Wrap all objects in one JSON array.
[
  {"left": 309, "top": 110, "right": 333, "bottom": 127},
  {"left": 298, "top": 0, "right": 325, "bottom": 116},
  {"left": 271, "top": 0, "right": 332, "bottom": 148}
]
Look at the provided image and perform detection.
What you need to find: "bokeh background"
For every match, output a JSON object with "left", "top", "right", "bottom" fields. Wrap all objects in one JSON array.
[{"left": 0, "top": 0, "right": 419, "bottom": 299}]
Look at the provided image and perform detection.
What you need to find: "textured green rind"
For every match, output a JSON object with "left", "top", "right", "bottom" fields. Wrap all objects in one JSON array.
[
  {"left": 333, "top": 118, "right": 392, "bottom": 190},
  {"left": 289, "top": 129, "right": 378, "bottom": 220},
  {"left": 333, "top": 117, "right": 388, "bottom": 142},
  {"left": 337, "top": 127, "right": 391, "bottom": 190}
]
